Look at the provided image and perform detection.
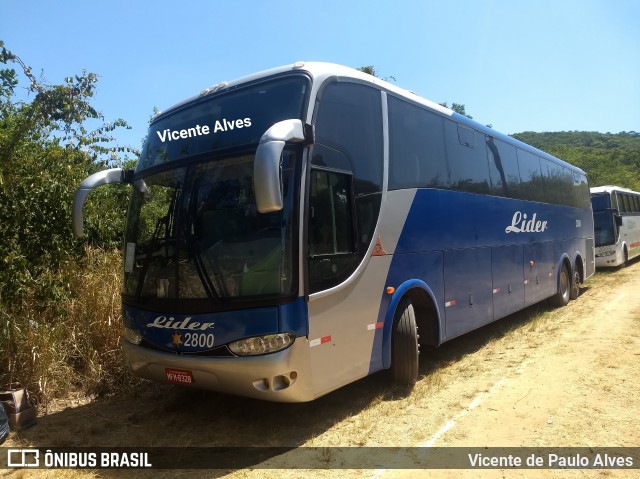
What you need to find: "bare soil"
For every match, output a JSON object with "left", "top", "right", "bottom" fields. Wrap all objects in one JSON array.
[{"left": 5, "top": 262, "right": 640, "bottom": 479}]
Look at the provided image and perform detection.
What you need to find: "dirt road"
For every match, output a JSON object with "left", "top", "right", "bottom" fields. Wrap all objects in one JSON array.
[{"left": 6, "top": 262, "right": 640, "bottom": 478}]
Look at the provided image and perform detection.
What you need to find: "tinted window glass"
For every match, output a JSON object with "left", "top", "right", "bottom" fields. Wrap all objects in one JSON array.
[
  {"left": 573, "top": 172, "right": 590, "bottom": 208},
  {"left": 315, "top": 82, "right": 383, "bottom": 195},
  {"left": 560, "top": 166, "right": 577, "bottom": 207},
  {"left": 616, "top": 192, "right": 626, "bottom": 213},
  {"left": 446, "top": 122, "right": 490, "bottom": 194},
  {"left": 310, "top": 145, "right": 381, "bottom": 262},
  {"left": 311, "top": 143, "right": 352, "bottom": 172},
  {"left": 314, "top": 83, "right": 384, "bottom": 264},
  {"left": 388, "top": 96, "right": 448, "bottom": 190},
  {"left": 594, "top": 211, "right": 615, "bottom": 246},
  {"left": 517, "top": 149, "right": 544, "bottom": 202},
  {"left": 542, "top": 159, "right": 572, "bottom": 205},
  {"left": 591, "top": 193, "right": 611, "bottom": 210},
  {"left": 309, "top": 170, "right": 353, "bottom": 255},
  {"left": 308, "top": 169, "right": 358, "bottom": 293},
  {"left": 124, "top": 152, "right": 298, "bottom": 304},
  {"left": 139, "top": 75, "right": 309, "bottom": 171},
  {"left": 486, "top": 137, "right": 520, "bottom": 198},
  {"left": 541, "top": 159, "right": 558, "bottom": 204}
]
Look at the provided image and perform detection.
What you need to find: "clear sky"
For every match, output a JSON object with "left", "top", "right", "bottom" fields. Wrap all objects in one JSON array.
[{"left": 3, "top": 0, "right": 639, "bottom": 154}]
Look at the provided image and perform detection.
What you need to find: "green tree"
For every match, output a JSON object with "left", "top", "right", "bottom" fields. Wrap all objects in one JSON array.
[
  {"left": 357, "top": 65, "right": 474, "bottom": 119},
  {"left": 0, "top": 41, "right": 139, "bottom": 394},
  {"left": 356, "top": 65, "right": 396, "bottom": 82},
  {"left": 0, "top": 41, "right": 135, "bottom": 303},
  {"left": 512, "top": 131, "right": 640, "bottom": 191},
  {"left": 439, "top": 102, "right": 473, "bottom": 120}
]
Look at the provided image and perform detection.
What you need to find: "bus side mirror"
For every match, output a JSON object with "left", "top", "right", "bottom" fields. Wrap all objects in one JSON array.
[
  {"left": 72, "top": 168, "right": 134, "bottom": 238},
  {"left": 615, "top": 215, "right": 623, "bottom": 227},
  {"left": 254, "top": 119, "right": 313, "bottom": 213}
]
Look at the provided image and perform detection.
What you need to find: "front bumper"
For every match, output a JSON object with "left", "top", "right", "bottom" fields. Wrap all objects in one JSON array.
[{"left": 122, "top": 337, "right": 316, "bottom": 402}]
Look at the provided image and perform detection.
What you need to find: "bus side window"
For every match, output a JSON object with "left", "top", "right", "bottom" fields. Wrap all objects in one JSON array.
[
  {"left": 446, "top": 122, "right": 491, "bottom": 194},
  {"left": 486, "top": 136, "right": 520, "bottom": 199},
  {"left": 308, "top": 169, "right": 357, "bottom": 293},
  {"left": 314, "top": 81, "right": 383, "bottom": 263},
  {"left": 388, "top": 95, "right": 448, "bottom": 190},
  {"left": 516, "top": 149, "right": 545, "bottom": 203}
]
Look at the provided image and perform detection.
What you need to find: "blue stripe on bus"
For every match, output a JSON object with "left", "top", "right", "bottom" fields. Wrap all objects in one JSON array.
[
  {"left": 278, "top": 296, "right": 308, "bottom": 337},
  {"left": 396, "top": 189, "right": 588, "bottom": 252},
  {"left": 368, "top": 188, "right": 593, "bottom": 375},
  {"left": 124, "top": 299, "right": 307, "bottom": 353}
]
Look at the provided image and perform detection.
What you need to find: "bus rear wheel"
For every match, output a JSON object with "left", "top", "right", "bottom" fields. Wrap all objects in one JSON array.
[
  {"left": 553, "top": 264, "right": 571, "bottom": 307},
  {"left": 391, "top": 297, "right": 419, "bottom": 387},
  {"left": 570, "top": 268, "right": 581, "bottom": 300}
]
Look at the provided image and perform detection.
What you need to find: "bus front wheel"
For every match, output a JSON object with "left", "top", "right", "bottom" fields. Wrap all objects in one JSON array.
[
  {"left": 391, "top": 297, "right": 419, "bottom": 386},
  {"left": 621, "top": 248, "right": 628, "bottom": 268}
]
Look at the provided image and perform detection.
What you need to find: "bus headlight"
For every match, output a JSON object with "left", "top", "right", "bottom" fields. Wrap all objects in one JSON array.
[
  {"left": 229, "top": 333, "right": 295, "bottom": 356},
  {"left": 123, "top": 327, "right": 142, "bottom": 345}
]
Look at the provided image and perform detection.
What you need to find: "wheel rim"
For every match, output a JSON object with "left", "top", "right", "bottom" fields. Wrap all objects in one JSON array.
[
  {"left": 571, "top": 271, "right": 580, "bottom": 298},
  {"left": 560, "top": 268, "right": 569, "bottom": 298}
]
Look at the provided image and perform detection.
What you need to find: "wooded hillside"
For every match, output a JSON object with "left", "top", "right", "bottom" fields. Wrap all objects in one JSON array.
[{"left": 513, "top": 131, "right": 640, "bottom": 191}]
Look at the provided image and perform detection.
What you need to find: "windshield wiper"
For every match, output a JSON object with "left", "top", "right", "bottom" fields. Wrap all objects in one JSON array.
[
  {"left": 134, "top": 188, "right": 180, "bottom": 300},
  {"left": 189, "top": 237, "right": 220, "bottom": 301},
  {"left": 186, "top": 185, "right": 226, "bottom": 300}
]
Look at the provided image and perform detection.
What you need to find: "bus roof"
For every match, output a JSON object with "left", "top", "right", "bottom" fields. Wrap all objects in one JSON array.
[
  {"left": 590, "top": 185, "right": 639, "bottom": 195},
  {"left": 153, "top": 61, "right": 586, "bottom": 176}
]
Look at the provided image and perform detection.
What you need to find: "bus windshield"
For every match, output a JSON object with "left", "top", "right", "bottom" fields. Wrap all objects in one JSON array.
[
  {"left": 123, "top": 148, "right": 299, "bottom": 308},
  {"left": 593, "top": 210, "right": 616, "bottom": 247},
  {"left": 122, "top": 74, "right": 309, "bottom": 310},
  {"left": 591, "top": 193, "right": 612, "bottom": 211}
]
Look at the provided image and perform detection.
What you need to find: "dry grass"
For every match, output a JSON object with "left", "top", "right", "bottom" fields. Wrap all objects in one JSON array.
[
  {"left": 63, "top": 248, "right": 137, "bottom": 397},
  {"left": 4, "top": 262, "right": 640, "bottom": 479},
  {"left": 0, "top": 247, "right": 139, "bottom": 409}
]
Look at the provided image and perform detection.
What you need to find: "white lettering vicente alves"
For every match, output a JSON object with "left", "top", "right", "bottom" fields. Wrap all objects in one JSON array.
[
  {"left": 155, "top": 117, "right": 252, "bottom": 143},
  {"left": 156, "top": 124, "right": 210, "bottom": 142},
  {"left": 213, "top": 117, "right": 252, "bottom": 133}
]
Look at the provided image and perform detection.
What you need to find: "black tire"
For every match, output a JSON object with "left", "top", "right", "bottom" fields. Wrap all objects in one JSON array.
[
  {"left": 0, "top": 401, "right": 9, "bottom": 445},
  {"left": 570, "top": 268, "right": 580, "bottom": 300},
  {"left": 553, "top": 264, "right": 570, "bottom": 307},
  {"left": 391, "top": 297, "right": 419, "bottom": 386},
  {"left": 620, "top": 248, "right": 629, "bottom": 268}
]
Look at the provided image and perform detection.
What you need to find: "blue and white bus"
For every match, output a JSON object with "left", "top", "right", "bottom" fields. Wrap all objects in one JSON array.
[
  {"left": 591, "top": 185, "right": 640, "bottom": 267},
  {"left": 73, "top": 62, "right": 595, "bottom": 402}
]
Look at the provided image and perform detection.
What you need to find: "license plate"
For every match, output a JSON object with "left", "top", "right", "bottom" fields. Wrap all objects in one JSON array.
[{"left": 165, "top": 368, "right": 193, "bottom": 384}]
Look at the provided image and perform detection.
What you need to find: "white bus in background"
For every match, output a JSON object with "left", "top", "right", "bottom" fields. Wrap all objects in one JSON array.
[{"left": 591, "top": 185, "right": 640, "bottom": 267}]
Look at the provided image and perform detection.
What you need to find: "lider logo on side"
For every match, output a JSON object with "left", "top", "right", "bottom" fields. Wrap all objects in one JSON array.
[{"left": 505, "top": 211, "right": 548, "bottom": 234}]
